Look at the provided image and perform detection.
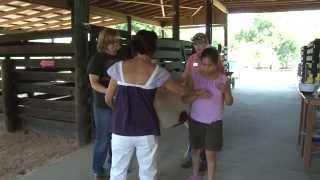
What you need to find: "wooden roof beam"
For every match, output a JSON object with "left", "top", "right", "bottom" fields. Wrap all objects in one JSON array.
[
  {"left": 0, "top": 0, "right": 16, "bottom": 5},
  {"left": 134, "top": 7, "right": 161, "bottom": 17},
  {"left": 181, "top": 0, "right": 204, "bottom": 8},
  {"left": 26, "top": 16, "right": 120, "bottom": 32},
  {"left": 34, "top": 21, "right": 123, "bottom": 33},
  {"left": 120, "top": 3, "right": 141, "bottom": 11},
  {"left": 21, "top": 0, "right": 160, "bottom": 25},
  {"left": 28, "top": 24, "right": 69, "bottom": 31},
  {"left": 0, "top": 8, "right": 59, "bottom": 26},
  {"left": 28, "top": 19, "right": 71, "bottom": 31},
  {"left": 160, "top": 0, "right": 166, "bottom": 17},
  {"left": 9, "top": 13, "right": 70, "bottom": 30},
  {"left": 212, "top": 0, "right": 228, "bottom": 14},
  {"left": 91, "top": 6, "right": 160, "bottom": 25},
  {"left": 98, "top": 1, "right": 130, "bottom": 9},
  {"left": 225, "top": 1, "right": 320, "bottom": 13},
  {"left": 222, "top": 0, "right": 320, "bottom": 6},
  {"left": 0, "top": 4, "right": 39, "bottom": 17},
  {"left": 89, "top": 21, "right": 124, "bottom": 28},
  {"left": 116, "top": 0, "right": 198, "bottom": 10},
  {"left": 0, "top": 28, "right": 26, "bottom": 34},
  {"left": 119, "top": 3, "right": 158, "bottom": 13},
  {"left": 225, "top": 1, "right": 318, "bottom": 7},
  {"left": 192, "top": 6, "right": 203, "bottom": 16},
  {"left": 21, "top": 0, "right": 69, "bottom": 9}
]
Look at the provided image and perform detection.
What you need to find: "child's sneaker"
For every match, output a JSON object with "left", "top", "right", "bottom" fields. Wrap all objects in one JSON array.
[{"left": 188, "top": 175, "right": 202, "bottom": 180}]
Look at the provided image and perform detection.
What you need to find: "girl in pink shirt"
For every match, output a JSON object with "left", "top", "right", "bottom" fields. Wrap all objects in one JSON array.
[
  {"left": 181, "top": 33, "right": 224, "bottom": 171},
  {"left": 181, "top": 33, "right": 211, "bottom": 171},
  {"left": 183, "top": 47, "right": 233, "bottom": 180}
]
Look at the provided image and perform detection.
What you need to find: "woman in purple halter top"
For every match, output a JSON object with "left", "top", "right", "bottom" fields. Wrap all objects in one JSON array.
[{"left": 105, "top": 30, "right": 189, "bottom": 180}]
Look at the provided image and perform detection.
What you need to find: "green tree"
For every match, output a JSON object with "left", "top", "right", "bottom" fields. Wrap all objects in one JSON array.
[
  {"left": 233, "top": 16, "right": 298, "bottom": 68},
  {"left": 274, "top": 38, "right": 298, "bottom": 68},
  {"left": 235, "top": 16, "right": 274, "bottom": 44},
  {"left": 235, "top": 29, "right": 257, "bottom": 43},
  {"left": 254, "top": 17, "right": 274, "bottom": 41}
]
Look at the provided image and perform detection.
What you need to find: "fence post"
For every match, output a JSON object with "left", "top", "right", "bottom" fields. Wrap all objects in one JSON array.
[
  {"left": 2, "top": 56, "right": 19, "bottom": 132},
  {"left": 73, "top": 0, "right": 91, "bottom": 146}
]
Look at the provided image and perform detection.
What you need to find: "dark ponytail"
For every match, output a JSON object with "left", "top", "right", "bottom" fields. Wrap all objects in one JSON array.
[{"left": 131, "top": 30, "right": 158, "bottom": 57}]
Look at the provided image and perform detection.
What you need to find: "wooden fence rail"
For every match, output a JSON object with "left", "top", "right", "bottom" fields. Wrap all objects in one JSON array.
[
  {"left": 16, "top": 71, "right": 74, "bottom": 82},
  {"left": 0, "top": 44, "right": 74, "bottom": 56},
  {"left": 0, "top": 29, "right": 72, "bottom": 45}
]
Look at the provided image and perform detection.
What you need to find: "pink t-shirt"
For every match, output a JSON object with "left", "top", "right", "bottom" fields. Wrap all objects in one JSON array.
[{"left": 190, "top": 72, "right": 227, "bottom": 124}]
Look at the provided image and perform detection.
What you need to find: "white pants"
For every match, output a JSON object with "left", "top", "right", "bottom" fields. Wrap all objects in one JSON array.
[{"left": 110, "top": 134, "right": 158, "bottom": 180}]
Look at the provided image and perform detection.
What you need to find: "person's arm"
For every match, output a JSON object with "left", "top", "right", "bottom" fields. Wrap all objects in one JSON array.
[
  {"left": 182, "top": 90, "right": 199, "bottom": 104},
  {"left": 163, "top": 79, "right": 187, "bottom": 97},
  {"left": 224, "top": 84, "right": 233, "bottom": 106},
  {"left": 182, "top": 55, "right": 194, "bottom": 80},
  {"left": 181, "top": 63, "right": 189, "bottom": 80},
  {"left": 181, "top": 77, "right": 211, "bottom": 103},
  {"left": 181, "top": 76, "right": 197, "bottom": 103},
  {"left": 218, "top": 80, "right": 233, "bottom": 106},
  {"left": 89, "top": 74, "right": 108, "bottom": 93},
  {"left": 156, "top": 66, "right": 197, "bottom": 98},
  {"left": 105, "top": 78, "right": 117, "bottom": 108}
]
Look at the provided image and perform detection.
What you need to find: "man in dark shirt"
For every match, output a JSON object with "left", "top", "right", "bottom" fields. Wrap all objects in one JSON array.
[{"left": 87, "top": 29, "right": 120, "bottom": 180}]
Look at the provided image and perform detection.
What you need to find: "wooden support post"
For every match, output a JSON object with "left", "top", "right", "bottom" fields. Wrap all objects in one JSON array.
[
  {"left": 206, "top": 0, "right": 213, "bottom": 44},
  {"left": 298, "top": 97, "right": 304, "bottom": 145},
  {"left": 224, "top": 18, "right": 228, "bottom": 47},
  {"left": 224, "top": 25, "right": 228, "bottom": 47},
  {"left": 161, "top": 29, "right": 165, "bottom": 38},
  {"left": 127, "top": 16, "right": 132, "bottom": 37},
  {"left": 304, "top": 104, "right": 315, "bottom": 168},
  {"left": 172, "top": 0, "right": 180, "bottom": 40},
  {"left": 24, "top": 56, "right": 33, "bottom": 98},
  {"left": 2, "top": 56, "right": 19, "bottom": 132},
  {"left": 73, "top": 0, "right": 91, "bottom": 146},
  {"left": 299, "top": 96, "right": 308, "bottom": 158},
  {"left": 89, "top": 29, "right": 98, "bottom": 58},
  {"left": 161, "top": 21, "right": 165, "bottom": 38}
]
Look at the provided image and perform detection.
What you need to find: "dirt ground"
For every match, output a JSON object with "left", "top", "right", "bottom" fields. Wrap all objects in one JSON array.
[{"left": 0, "top": 120, "right": 78, "bottom": 180}]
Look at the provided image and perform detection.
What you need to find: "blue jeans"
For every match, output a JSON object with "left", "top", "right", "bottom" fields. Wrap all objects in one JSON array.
[{"left": 92, "top": 106, "right": 112, "bottom": 176}]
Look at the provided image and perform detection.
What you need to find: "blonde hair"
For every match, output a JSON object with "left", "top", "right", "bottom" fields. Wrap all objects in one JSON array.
[
  {"left": 191, "top": 33, "right": 209, "bottom": 45},
  {"left": 96, "top": 29, "right": 120, "bottom": 53}
]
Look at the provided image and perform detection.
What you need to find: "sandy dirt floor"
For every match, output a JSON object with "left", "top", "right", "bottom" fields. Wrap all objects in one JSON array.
[{"left": 0, "top": 121, "right": 78, "bottom": 180}]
